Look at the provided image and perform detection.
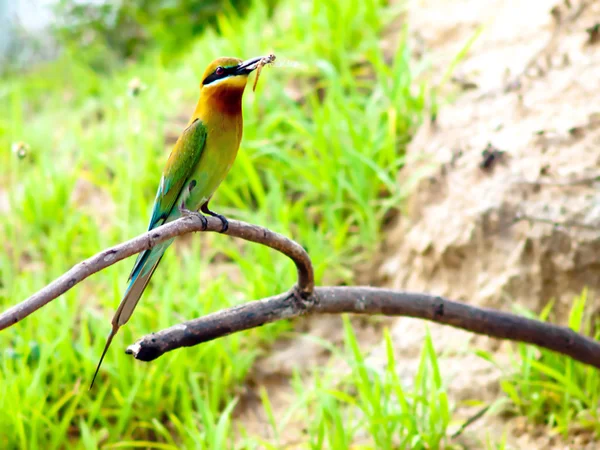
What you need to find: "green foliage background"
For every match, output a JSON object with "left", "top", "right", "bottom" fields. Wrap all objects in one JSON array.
[{"left": 52, "top": 0, "right": 276, "bottom": 70}]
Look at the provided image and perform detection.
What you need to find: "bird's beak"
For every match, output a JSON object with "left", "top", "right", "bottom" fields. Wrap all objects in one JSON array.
[{"left": 235, "top": 56, "right": 269, "bottom": 75}]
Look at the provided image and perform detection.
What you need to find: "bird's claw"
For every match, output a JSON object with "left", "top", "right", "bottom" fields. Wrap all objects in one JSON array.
[
  {"left": 213, "top": 213, "right": 229, "bottom": 233},
  {"left": 200, "top": 204, "right": 229, "bottom": 233},
  {"left": 179, "top": 206, "right": 208, "bottom": 231},
  {"left": 199, "top": 214, "right": 209, "bottom": 231}
]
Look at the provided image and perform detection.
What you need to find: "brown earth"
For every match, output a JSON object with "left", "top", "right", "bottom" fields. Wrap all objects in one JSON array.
[
  {"left": 379, "top": 0, "right": 600, "bottom": 448},
  {"left": 381, "top": 0, "right": 600, "bottom": 319}
]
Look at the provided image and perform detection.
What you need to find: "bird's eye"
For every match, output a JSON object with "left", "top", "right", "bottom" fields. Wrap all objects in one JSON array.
[{"left": 215, "top": 66, "right": 224, "bottom": 76}]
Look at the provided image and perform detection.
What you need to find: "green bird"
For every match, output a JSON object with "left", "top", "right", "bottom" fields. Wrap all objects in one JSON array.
[{"left": 91, "top": 55, "right": 273, "bottom": 388}]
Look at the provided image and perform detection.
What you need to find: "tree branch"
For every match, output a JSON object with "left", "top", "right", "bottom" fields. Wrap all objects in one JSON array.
[
  {"left": 126, "top": 286, "right": 600, "bottom": 369},
  {"left": 0, "top": 215, "right": 313, "bottom": 330},
  {"left": 2, "top": 216, "right": 599, "bottom": 371}
]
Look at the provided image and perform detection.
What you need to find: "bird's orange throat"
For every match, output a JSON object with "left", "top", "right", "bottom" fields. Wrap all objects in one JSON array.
[{"left": 198, "top": 85, "right": 246, "bottom": 116}]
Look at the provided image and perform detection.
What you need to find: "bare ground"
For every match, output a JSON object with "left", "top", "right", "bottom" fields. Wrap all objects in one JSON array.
[{"left": 380, "top": 0, "right": 600, "bottom": 448}]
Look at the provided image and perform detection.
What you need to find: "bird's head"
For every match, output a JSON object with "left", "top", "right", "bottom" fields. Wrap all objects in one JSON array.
[
  {"left": 197, "top": 56, "right": 271, "bottom": 115},
  {"left": 200, "top": 56, "right": 267, "bottom": 95}
]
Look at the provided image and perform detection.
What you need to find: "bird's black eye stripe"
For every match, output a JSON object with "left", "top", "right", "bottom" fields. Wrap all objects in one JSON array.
[{"left": 202, "top": 65, "right": 237, "bottom": 85}]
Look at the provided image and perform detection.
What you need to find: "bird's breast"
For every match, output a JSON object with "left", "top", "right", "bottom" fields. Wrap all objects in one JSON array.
[{"left": 183, "top": 114, "right": 243, "bottom": 210}]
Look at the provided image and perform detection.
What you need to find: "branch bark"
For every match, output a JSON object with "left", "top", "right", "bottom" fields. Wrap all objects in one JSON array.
[
  {"left": 2, "top": 215, "right": 599, "bottom": 371},
  {"left": 126, "top": 286, "right": 600, "bottom": 369},
  {"left": 0, "top": 215, "right": 313, "bottom": 330}
]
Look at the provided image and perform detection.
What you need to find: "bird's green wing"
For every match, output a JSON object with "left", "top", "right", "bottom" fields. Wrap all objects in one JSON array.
[
  {"left": 128, "top": 118, "right": 206, "bottom": 280},
  {"left": 147, "top": 118, "right": 207, "bottom": 229}
]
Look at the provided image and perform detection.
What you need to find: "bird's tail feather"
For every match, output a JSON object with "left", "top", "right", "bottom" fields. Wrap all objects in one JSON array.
[
  {"left": 113, "top": 240, "right": 172, "bottom": 328},
  {"left": 90, "top": 239, "right": 173, "bottom": 389}
]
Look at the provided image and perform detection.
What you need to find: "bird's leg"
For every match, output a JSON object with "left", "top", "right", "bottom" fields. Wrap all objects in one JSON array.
[
  {"left": 201, "top": 201, "right": 229, "bottom": 233},
  {"left": 178, "top": 200, "right": 207, "bottom": 231}
]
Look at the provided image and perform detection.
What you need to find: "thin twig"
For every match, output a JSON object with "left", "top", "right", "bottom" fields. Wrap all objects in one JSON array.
[
  {"left": 514, "top": 213, "right": 598, "bottom": 231},
  {"left": 513, "top": 175, "right": 600, "bottom": 187},
  {"left": 0, "top": 215, "right": 313, "bottom": 330}
]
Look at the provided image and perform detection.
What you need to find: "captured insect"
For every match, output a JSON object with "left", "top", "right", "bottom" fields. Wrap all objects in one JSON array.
[{"left": 253, "top": 53, "right": 276, "bottom": 91}]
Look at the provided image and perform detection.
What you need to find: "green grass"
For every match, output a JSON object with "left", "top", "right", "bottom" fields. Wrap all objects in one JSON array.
[
  {"left": 0, "top": 0, "right": 433, "bottom": 447},
  {"left": 313, "top": 320, "right": 451, "bottom": 449},
  {"left": 248, "top": 318, "right": 452, "bottom": 449},
  {"left": 480, "top": 289, "right": 600, "bottom": 441}
]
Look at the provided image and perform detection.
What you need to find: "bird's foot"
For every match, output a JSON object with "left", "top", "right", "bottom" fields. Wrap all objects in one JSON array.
[
  {"left": 212, "top": 213, "right": 229, "bottom": 233},
  {"left": 179, "top": 206, "right": 208, "bottom": 231},
  {"left": 200, "top": 204, "right": 229, "bottom": 233}
]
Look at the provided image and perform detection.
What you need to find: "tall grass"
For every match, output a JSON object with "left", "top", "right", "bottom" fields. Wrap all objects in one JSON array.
[
  {"left": 480, "top": 289, "right": 600, "bottom": 440},
  {"left": 249, "top": 319, "right": 452, "bottom": 449}
]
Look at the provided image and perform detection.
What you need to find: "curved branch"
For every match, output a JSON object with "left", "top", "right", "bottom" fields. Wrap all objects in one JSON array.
[
  {"left": 126, "top": 286, "right": 600, "bottom": 369},
  {"left": 2, "top": 215, "right": 599, "bottom": 372},
  {"left": 0, "top": 215, "right": 313, "bottom": 330}
]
